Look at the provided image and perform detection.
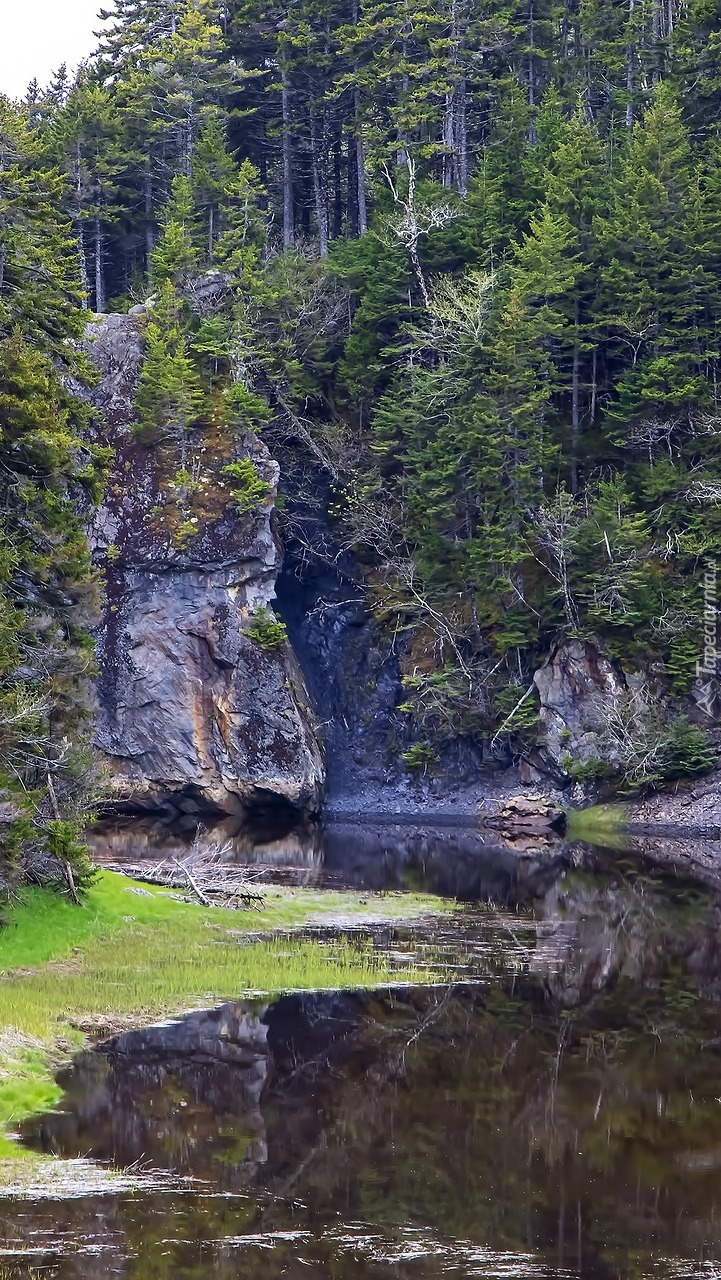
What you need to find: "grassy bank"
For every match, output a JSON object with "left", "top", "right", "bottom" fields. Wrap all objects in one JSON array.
[
  {"left": 0, "top": 871, "right": 454, "bottom": 1156},
  {"left": 566, "top": 804, "right": 629, "bottom": 848}
]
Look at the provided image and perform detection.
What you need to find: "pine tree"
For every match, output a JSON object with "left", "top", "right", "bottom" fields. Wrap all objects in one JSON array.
[
  {"left": 150, "top": 175, "right": 201, "bottom": 283},
  {"left": 598, "top": 86, "right": 707, "bottom": 449},
  {"left": 0, "top": 99, "right": 105, "bottom": 883},
  {"left": 45, "top": 76, "right": 124, "bottom": 311},
  {"left": 192, "top": 114, "right": 237, "bottom": 257},
  {"left": 135, "top": 279, "right": 205, "bottom": 466}
]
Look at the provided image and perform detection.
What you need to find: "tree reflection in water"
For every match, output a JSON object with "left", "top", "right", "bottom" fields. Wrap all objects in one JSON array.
[{"left": 9, "top": 831, "right": 721, "bottom": 1279}]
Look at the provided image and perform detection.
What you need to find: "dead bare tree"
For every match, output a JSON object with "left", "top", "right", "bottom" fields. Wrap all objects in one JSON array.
[
  {"left": 532, "top": 488, "right": 580, "bottom": 630},
  {"left": 589, "top": 683, "right": 668, "bottom": 787},
  {"left": 108, "top": 837, "right": 267, "bottom": 910},
  {"left": 381, "top": 156, "right": 457, "bottom": 308}
]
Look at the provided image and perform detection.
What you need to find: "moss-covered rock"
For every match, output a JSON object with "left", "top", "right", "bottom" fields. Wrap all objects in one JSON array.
[{"left": 85, "top": 311, "right": 324, "bottom": 819}]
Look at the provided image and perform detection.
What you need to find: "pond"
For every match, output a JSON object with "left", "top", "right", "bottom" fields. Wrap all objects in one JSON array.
[{"left": 5, "top": 818, "right": 721, "bottom": 1279}]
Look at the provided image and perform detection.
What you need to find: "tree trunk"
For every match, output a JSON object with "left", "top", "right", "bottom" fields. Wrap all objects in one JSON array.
[
  {"left": 528, "top": 0, "right": 537, "bottom": 139},
  {"left": 347, "top": 137, "right": 359, "bottom": 237},
  {"left": 281, "top": 56, "right": 295, "bottom": 250},
  {"left": 180, "top": 102, "right": 194, "bottom": 177},
  {"left": 443, "top": 90, "right": 455, "bottom": 189},
  {"left": 299, "top": 154, "right": 312, "bottom": 237},
  {"left": 208, "top": 203, "right": 215, "bottom": 260},
  {"left": 651, "top": 0, "right": 660, "bottom": 81},
  {"left": 332, "top": 130, "right": 343, "bottom": 239},
  {"left": 445, "top": 0, "right": 467, "bottom": 193},
  {"left": 94, "top": 218, "right": 105, "bottom": 314},
  {"left": 144, "top": 167, "right": 155, "bottom": 269},
  {"left": 73, "top": 139, "right": 90, "bottom": 306},
  {"left": 626, "top": 0, "right": 635, "bottom": 129},
  {"left": 405, "top": 159, "right": 429, "bottom": 308},
  {"left": 455, "top": 75, "right": 468, "bottom": 197},
  {"left": 590, "top": 347, "right": 597, "bottom": 424},
  {"left": 397, "top": 32, "right": 409, "bottom": 167},
  {"left": 356, "top": 92, "right": 368, "bottom": 234},
  {"left": 77, "top": 226, "right": 89, "bottom": 308},
  {"left": 352, "top": 0, "right": 368, "bottom": 235},
  {"left": 310, "top": 110, "right": 329, "bottom": 258},
  {"left": 571, "top": 302, "right": 580, "bottom": 495}
]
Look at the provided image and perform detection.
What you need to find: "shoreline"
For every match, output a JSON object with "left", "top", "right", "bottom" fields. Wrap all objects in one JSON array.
[{"left": 0, "top": 870, "right": 456, "bottom": 1162}]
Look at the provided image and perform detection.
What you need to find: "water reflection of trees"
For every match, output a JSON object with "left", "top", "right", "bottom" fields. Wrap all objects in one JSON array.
[
  {"left": 261, "top": 981, "right": 721, "bottom": 1273},
  {"left": 13, "top": 967, "right": 721, "bottom": 1278},
  {"left": 13, "top": 850, "right": 721, "bottom": 1278}
]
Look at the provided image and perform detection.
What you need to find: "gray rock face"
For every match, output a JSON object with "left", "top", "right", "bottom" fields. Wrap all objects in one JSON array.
[
  {"left": 533, "top": 639, "right": 643, "bottom": 775},
  {"left": 86, "top": 311, "right": 324, "bottom": 817},
  {"left": 101, "top": 1000, "right": 269, "bottom": 1068}
]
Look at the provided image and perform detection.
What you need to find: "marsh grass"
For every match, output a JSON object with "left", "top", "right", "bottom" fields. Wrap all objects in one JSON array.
[
  {"left": 0, "top": 871, "right": 453, "bottom": 1149},
  {"left": 566, "top": 804, "right": 629, "bottom": 848}
]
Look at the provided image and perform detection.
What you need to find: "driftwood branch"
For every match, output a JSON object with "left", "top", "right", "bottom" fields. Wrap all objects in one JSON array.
[
  {"left": 104, "top": 846, "right": 267, "bottom": 911},
  {"left": 173, "top": 856, "right": 211, "bottom": 907}
]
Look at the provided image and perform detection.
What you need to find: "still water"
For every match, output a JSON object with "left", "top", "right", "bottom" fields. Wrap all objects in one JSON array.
[{"left": 6, "top": 819, "right": 721, "bottom": 1279}]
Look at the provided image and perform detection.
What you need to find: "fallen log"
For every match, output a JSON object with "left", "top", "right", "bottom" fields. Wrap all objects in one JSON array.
[{"left": 101, "top": 859, "right": 267, "bottom": 910}]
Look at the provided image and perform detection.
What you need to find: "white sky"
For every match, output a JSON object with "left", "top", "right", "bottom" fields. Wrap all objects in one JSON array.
[{"left": 1, "top": 0, "right": 109, "bottom": 100}]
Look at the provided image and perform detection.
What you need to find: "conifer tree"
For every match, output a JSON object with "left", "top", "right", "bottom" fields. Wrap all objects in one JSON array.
[
  {"left": 135, "top": 278, "right": 204, "bottom": 466},
  {"left": 150, "top": 175, "right": 201, "bottom": 283},
  {"left": 598, "top": 86, "right": 706, "bottom": 450},
  {"left": 192, "top": 114, "right": 237, "bottom": 257},
  {"left": 0, "top": 97, "right": 104, "bottom": 881}
]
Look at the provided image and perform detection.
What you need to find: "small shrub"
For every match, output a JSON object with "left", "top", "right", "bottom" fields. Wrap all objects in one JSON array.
[
  {"left": 659, "top": 715, "right": 716, "bottom": 781},
  {"left": 224, "top": 380, "right": 272, "bottom": 431},
  {"left": 174, "top": 519, "right": 198, "bottom": 548},
  {"left": 245, "top": 606, "right": 287, "bottom": 651},
  {"left": 168, "top": 467, "right": 201, "bottom": 497},
  {"left": 402, "top": 742, "right": 440, "bottom": 775},
  {"left": 222, "top": 458, "right": 272, "bottom": 515},
  {"left": 44, "top": 819, "right": 95, "bottom": 890},
  {"left": 567, "top": 756, "right": 614, "bottom": 783}
]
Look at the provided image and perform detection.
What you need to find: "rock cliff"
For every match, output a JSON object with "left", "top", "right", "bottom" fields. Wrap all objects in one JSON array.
[
  {"left": 85, "top": 311, "right": 324, "bottom": 819},
  {"left": 82, "top": 311, "right": 719, "bottom": 825}
]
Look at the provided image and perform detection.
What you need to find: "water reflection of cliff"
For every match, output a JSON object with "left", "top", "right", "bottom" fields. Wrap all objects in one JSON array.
[
  {"left": 89, "top": 814, "right": 571, "bottom": 899},
  {"left": 30, "top": 1003, "right": 270, "bottom": 1188},
  {"left": 88, "top": 816, "right": 721, "bottom": 1015},
  {"left": 89, "top": 811, "right": 721, "bottom": 896},
  {"left": 89, "top": 815, "right": 325, "bottom": 882},
  {"left": 529, "top": 857, "right": 721, "bottom": 1008},
  {"left": 21, "top": 822, "right": 721, "bottom": 1278},
  {"left": 18, "top": 959, "right": 721, "bottom": 1279}
]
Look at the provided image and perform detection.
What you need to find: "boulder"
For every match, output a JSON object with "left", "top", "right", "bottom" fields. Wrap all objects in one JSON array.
[{"left": 487, "top": 795, "right": 566, "bottom": 834}]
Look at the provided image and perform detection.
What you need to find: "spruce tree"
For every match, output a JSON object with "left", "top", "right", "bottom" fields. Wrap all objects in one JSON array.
[{"left": 135, "top": 278, "right": 205, "bottom": 466}]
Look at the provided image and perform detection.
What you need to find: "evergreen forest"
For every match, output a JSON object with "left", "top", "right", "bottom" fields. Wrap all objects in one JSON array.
[{"left": 4, "top": 0, "right": 721, "bottom": 869}]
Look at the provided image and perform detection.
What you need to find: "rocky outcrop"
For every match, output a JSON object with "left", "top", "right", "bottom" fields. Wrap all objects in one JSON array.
[
  {"left": 85, "top": 311, "right": 324, "bottom": 818},
  {"left": 487, "top": 795, "right": 567, "bottom": 835},
  {"left": 533, "top": 639, "right": 642, "bottom": 777}
]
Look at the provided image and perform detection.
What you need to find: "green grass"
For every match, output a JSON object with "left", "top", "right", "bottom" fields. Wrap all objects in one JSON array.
[
  {"left": 0, "top": 871, "right": 454, "bottom": 1153},
  {"left": 0, "top": 871, "right": 449, "bottom": 973},
  {"left": 566, "top": 803, "right": 629, "bottom": 848}
]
